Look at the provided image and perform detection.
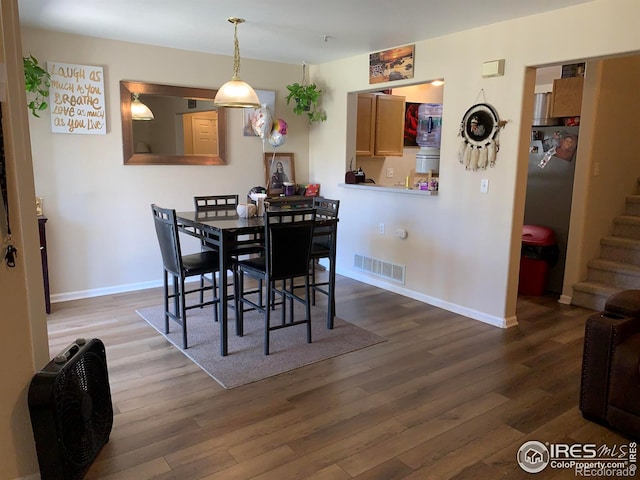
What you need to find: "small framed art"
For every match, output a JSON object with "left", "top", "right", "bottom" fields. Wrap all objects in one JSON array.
[{"left": 264, "top": 152, "right": 295, "bottom": 196}]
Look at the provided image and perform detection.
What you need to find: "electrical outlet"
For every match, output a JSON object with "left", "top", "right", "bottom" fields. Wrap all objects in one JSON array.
[
  {"left": 386, "top": 167, "right": 394, "bottom": 178},
  {"left": 480, "top": 179, "right": 489, "bottom": 193},
  {"left": 594, "top": 162, "right": 600, "bottom": 176},
  {"left": 395, "top": 228, "right": 408, "bottom": 239},
  {"left": 379, "top": 223, "right": 385, "bottom": 234}
]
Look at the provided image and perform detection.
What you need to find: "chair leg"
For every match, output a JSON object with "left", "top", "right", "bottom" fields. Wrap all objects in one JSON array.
[
  {"left": 265, "top": 280, "right": 272, "bottom": 355},
  {"left": 237, "top": 269, "right": 244, "bottom": 337},
  {"left": 305, "top": 275, "right": 312, "bottom": 344},
  {"left": 328, "top": 258, "right": 335, "bottom": 329},
  {"left": 288, "top": 278, "right": 294, "bottom": 324},
  {"left": 213, "top": 272, "right": 219, "bottom": 323},
  {"left": 180, "top": 277, "right": 188, "bottom": 349},
  {"left": 163, "top": 270, "right": 169, "bottom": 334},
  {"left": 311, "top": 260, "right": 317, "bottom": 306}
]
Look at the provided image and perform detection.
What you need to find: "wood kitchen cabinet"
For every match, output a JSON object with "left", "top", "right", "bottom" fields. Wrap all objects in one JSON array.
[
  {"left": 550, "top": 76, "right": 584, "bottom": 117},
  {"left": 356, "top": 93, "right": 405, "bottom": 157}
]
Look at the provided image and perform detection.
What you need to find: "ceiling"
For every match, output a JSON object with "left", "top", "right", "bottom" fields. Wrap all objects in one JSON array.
[{"left": 18, "top": 0, "right": 594, "bottom": 66}]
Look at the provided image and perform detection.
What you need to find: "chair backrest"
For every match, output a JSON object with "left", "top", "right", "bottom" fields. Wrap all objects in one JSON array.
[
  {"left": 312, "top": 197, "right": 340, "bottom": 249},
  {"left": 267, "top": 196, "right": 314, "bottom": 209},
  {"left": 151, "top": 204, "right": 182, "bottom": 276},
  {"left": 194, "top": 195, "right": 239, "bottom": 212},
  {"left": 265, "top": 208, "right": 316, "bottom": 280},
  {"left": 313, "top": 196, "right": 340, "bottom": 218}
]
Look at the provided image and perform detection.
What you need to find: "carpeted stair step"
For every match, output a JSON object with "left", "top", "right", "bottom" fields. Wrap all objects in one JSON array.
[
  {"left": 587, "top": 258, "right": 640, "bottom": 289},
  {"left": 572, "top": 281, "right": 622, "bottom": 311},
  {"left": 600, "top": 236, "right": 640, "bottom": 266},
  {"left": 613, "top": 215, "right": 640, "bottom": 240},
  {"left": 625, "top": 195, "right": 640, "bottom": 216}
]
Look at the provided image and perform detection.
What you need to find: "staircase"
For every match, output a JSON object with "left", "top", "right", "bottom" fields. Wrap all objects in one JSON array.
[{"left": 572, "top": 194, "right": 640, "bottom": 311}]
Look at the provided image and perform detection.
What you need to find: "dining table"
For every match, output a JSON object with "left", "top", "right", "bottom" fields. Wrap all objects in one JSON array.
[
  {"left": 177, "top": 209, "right": 264, "bottom": 356},
  {"left": 176, "top": 207, "right": 338, "bottom": 356}
]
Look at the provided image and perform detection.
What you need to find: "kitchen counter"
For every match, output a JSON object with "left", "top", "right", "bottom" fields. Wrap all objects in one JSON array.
[{"left": 339, "top": 183, "right": 438, "bottom": 195}]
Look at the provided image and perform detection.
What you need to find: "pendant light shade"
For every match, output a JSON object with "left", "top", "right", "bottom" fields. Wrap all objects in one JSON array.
[
  {"left": 214, "top": 17, "right": 260, "bottom": 108},
  {"left": 131, "top": 93, "right": 154, "bottom": 120}
]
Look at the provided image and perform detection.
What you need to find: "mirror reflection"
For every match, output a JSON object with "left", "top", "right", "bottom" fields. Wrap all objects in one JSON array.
[{"left": 121, "top": 81, "right": 226, "bottom": 165}]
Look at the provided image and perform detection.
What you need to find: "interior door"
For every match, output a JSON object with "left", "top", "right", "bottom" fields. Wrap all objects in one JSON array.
[{"left": 183, "top": 111, "right": 218, "bottom": 155}]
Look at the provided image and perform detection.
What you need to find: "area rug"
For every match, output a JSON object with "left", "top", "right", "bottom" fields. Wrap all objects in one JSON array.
[{"left": 136, "top": 304, "right": 386, "bottom": 389}]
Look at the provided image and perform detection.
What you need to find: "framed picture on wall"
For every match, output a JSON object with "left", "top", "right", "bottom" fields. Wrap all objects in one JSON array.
[
  {"left": 369, "top": 44, "right": 415, "bottom": 84},
  {"left": 264, "top": 152, "right": 295, "bottom": 196}
]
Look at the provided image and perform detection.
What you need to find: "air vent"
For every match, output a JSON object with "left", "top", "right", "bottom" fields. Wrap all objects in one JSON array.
[{"left": 354, "top": 254, "right": 405, "bottom": 284}]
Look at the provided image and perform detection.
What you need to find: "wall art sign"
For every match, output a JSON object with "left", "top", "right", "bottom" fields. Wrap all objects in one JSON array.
[
  {"left": 47, "top": 62, "right": 106, "bottom": 135},
  {"left": 369, "top": 45, "right": 415, "bottom": 84}
]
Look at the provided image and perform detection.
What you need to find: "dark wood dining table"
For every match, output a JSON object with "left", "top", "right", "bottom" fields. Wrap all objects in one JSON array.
[
  {"left": 177, "top": 208, "right": 338, "bottom": 356},
  {"left": 177, "top": 209, "right": 265, "bottom": 356}
]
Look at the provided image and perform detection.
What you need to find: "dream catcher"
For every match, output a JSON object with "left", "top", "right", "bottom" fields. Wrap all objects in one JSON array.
[{"left": 458, "top": 94, "right": 506, "bottom": 171}]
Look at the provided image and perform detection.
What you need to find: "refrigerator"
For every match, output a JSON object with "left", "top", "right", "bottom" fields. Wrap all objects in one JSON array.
[{"left": 524, "top": 125, "right": 580, "bottom": 294}]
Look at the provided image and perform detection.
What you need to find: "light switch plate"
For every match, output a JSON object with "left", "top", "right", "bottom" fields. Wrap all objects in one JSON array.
[{"left": 480, "top": 179, "right": 489, "bottom": 193}]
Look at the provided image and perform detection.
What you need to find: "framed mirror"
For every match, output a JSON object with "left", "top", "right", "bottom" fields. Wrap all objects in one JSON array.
[{"left": 120, "top": 81, "right": 226, "bottom": 165}]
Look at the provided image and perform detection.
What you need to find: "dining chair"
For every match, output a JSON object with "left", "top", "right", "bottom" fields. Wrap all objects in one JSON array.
[
  {"left": 310, "top": 197, "right": 340, "bottom": 329},
  {"left": 194, "top": 194, "right": 239, "bottom": 212},
  {"left": 236, "top": 208, "right": 316, "bottom": 355},
  {"left": 151, "top": 204, "right": 221, "bottom": 349},
  {"left": 193, "top": 194, "right": 264, "bottom": 318}
]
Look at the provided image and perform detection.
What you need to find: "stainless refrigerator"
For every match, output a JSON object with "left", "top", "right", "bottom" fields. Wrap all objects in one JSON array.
[{"left": 524, "top": 125, "right": 580, "bottom": 294}]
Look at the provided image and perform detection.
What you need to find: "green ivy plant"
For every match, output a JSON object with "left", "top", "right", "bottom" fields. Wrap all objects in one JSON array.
[
  {"left": 23, "top": 54, "right": 51, "bottom": 117},
  {"left": 285, "top": 82, "right": 327, "bottom": 123}
]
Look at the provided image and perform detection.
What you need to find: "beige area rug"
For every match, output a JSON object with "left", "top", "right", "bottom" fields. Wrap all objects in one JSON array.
[{"left": 136, "top": 304, "right": 386, "bottom": 389}]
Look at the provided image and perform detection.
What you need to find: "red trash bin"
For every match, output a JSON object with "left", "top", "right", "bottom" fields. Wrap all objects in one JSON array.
[{"left": 518, "top": 225, "right": 558, "bottom": 296}]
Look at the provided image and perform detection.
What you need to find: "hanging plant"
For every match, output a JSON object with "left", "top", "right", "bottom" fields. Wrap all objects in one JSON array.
[
  {"left": 285, "top": 63, "right": 326, "bottom": 123},
  {"left": 23, "top": 54, "right": 51, "bottom": 118}
]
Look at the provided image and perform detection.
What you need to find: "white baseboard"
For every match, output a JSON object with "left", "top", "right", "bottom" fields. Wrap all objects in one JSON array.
[
  {"left": 50, "top": 274, "right": 232, "bottom": 304},
  {"left": 558, "top": 294, "right": 572, "bottom": 305},
  {"left": 337, "top": 267, "right": 517, "bottom": 328}
]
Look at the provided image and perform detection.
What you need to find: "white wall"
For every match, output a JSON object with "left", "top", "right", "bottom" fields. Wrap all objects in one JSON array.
[
  {"left": 1, "top": 1, "right": 49, "bottom": 477},
  {"left": 21, "top": 28, "right": 310, "bottom": 301},
  {"left": 309, "top": 0, "right": 640, "bottom": 326}
]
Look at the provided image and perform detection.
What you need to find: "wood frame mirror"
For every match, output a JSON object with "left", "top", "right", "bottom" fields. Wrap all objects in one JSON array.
[{"left": 120, "top": 81, "right": 226, "bottom": 165}]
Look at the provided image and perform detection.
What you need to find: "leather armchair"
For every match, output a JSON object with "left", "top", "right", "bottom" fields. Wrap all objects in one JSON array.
[{"left": 580, "top": 290, "right": 640, "bottom": 440}]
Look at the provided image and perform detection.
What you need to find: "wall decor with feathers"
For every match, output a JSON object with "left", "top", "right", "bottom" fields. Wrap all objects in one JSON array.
[{"left": 458, "top": 99, "right": 507, "bottom": 171}]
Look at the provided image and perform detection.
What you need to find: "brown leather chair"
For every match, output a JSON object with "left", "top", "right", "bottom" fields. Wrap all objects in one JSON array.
[{"left": 580, "top": 289, "right": 640, "bottom": 440}]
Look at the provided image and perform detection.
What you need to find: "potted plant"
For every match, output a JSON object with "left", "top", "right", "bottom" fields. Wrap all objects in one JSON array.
[
  {"left": 285, "top": 82, "right": 327, "bottom": 123},
  {"left": 23, "top": 54, "right": 50, "bottom": 117}
]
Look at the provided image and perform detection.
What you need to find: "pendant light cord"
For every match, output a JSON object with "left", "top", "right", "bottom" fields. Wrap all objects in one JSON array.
[{"left": 232, "top": 20, "right": 241, "bottom": 79}]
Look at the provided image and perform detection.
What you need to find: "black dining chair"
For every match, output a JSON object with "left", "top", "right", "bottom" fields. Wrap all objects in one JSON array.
[
  {"left": 310, "top": 197, "right": 340, "bottom": 329},
  {"left": 151, "top": 204, "right": 221, "bottom": 349},
  {"left": 194, "top": 194, "right": 239, "bottom": 212},
  {"left": 236, "top": 208, "right": 316, "bottom": 355},
  {"left": 193, "top": 194, "right": 264, "bottom": 319}
]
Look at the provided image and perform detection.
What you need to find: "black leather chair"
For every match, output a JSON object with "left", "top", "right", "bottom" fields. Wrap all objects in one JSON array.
[
  {"left": 236, "top": 208, "right": 316, "bottom": 355},
  {"left": 310, "top": 197, "right": 340, "bottom": 329},
  {"left": 580, "top": 289, "right": 640, "bottom": 439},
  {"left": 151, "top": 204, "right": 221, "bottom": 349}
]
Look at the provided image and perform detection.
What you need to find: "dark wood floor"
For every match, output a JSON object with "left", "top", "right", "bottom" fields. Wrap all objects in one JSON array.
[{"left": 44, "top": 274, "right": 627, "bottom": 479}]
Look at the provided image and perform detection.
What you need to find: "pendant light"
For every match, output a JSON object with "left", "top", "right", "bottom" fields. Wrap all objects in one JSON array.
[
  {"left": 214, "top": 17, "right": 260, "bottom": 108},
  {"left": 131, "top": 93, "right": 154, "bottom": 120}
]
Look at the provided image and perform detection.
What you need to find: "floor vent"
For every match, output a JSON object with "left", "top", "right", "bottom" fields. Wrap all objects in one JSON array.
[{"left": 354, "top": 254, "right": 406, "bottom": 284}]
